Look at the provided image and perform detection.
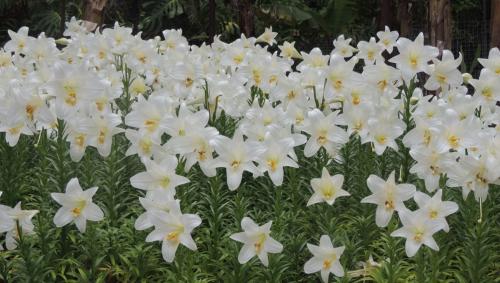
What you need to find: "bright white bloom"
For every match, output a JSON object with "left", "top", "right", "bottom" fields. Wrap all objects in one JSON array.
[
  {"left": 135, "top": 194, "right": 178, "bottom": 230},
  {"left": 145, "top": 206, "right": 202, "bottom": 263},
  {"left": 414, "top": 190, "right": 458, "bottom": 232},
  {"left": 230, "top": 217, "right": 283, "bottom": 267},
  {"left": 302, "top": 109, "right": 348, "bottom": 158},
  {"left": 256, "top": 26, "right": 278, "bottom": 45},
  {"left": 332, "top": 35, "right": 356, "bottom": 58},
  {"left": 478, "top": 47, "right": 500, "bottom": 75},
  {"left": 304, "top": 235, "right": 345, "bottom": 281},
  {"left": 308, "top": 168, "right": 349, "bottom": 206},
  {"left": 357, "top": 37, "right": 383, "bottom": 65},
  {"left": 130, "top": 156, "right": 189, "bottom": 198},
  {"left": 51, "top": 178, "right": 104, "bottom": 233},
  {"left": 257, "top": 138, "right": 299, "bottom": 186},
  {"left": 213, "top": 131, "right": 263, "bottom": 190},
  {"left": 425, "top": 50, "right": 463, "bottom": 91},
  {"left": 278, "top": 41, "right": 301, "bottom": 59},
  {"left": 361, "top": 171, "right": 416, "bottom": 227},
  {"left": 389, "top": 33, "right": 439, "bottom": 81},
  {"left": 391, "top": 208, "right": 444, "bottom": 257},
  {"left": 377, "top": 26, "right": 399, "bottom": 53},
  {"left": 0, "top": 200, "right": 38, "bottom": 250}
]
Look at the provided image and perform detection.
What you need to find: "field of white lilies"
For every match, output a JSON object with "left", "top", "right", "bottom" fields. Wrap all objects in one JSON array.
[{"left": 0, "top": 18, "right": 499, "bottom": 282}]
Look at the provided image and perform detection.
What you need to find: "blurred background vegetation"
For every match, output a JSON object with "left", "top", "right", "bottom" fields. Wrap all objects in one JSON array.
[{"left": 0, "top": 0, "right": 497, "bottom": 63}]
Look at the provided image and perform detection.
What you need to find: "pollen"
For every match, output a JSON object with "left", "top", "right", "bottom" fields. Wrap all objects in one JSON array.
[
  {"left": 160, "top": 177, "right": 171, "bottom": 188},
  {"left": 436, "top": 74, "right": 447, "bottom": 84},
  {"left": 98, "top": 128, "right": 107, "bottom": 144},
  {"left": 429, "top": 210, "right": 438, "bottom": 219},
  {"left": 252, "top": 69, "right": 262, "bottom": 85},
  {"left": 321, "top": 184, "right": 335, "bottom": 200},
  {"left": 323, "top": 259, "right": 332, "bottom": 269},
  {"left": 413, "top": 231, "right": 424, "bottom": 242},
  {"left": 481, "top": 87, "right": 492, "bottom": 99},
  {"left": 231, "top": 160, "right": 241, "bottom": 169},
  {"left": 423, "top": 129, "right": 432, "bottom": 145},
  {"left": 144, "top": 119, "right": 159, "bottom": 132},
  {"left": 384, "top": 199, "right": 395, "bottom": 210},
  {"left": 334, "top": 80, "right": 343, "bottom": 90},
  {"left": 448, "top": 135, "right": 459, "bottom": 149},
  {"left": 367, "top": 51, "right": 374, "bottom": 61},
  {"left": 233, "top": 54, "right": 243, "bottom": 64},
  {"left": 409, "top": 54, "right": 418, "bottom": 68},
  {"left": 197, "top": 149, "right": 207, "bottom": 161},
  {"left": 25, "top": 104, "right": 36, "bottom": 120},
  {"left": 71, "top": 200, "right": 87, "bottom": 217},
  {"left": 375, "top": 135, "right": 387, "bottom": 145},
  {"left": 377, "top": 80, "right": 387, "bottom": 91},
  {"left": 8, "top": 126, "right": 21, "bottom": 135},
  {"left": 267, "top": 158, "right": 278, "bottom": 172},
  {"left": 254, "top": 233, "right": 267, "bottom": 253},
  {"left": 139, "top": 139, "right": 152, "bottom": 154},
  {"left": 64, "top": 84, "right": 78, "bottom": 106},
  {"left": 75, "top": 134, "right": 86, "bottom": 148},
  {"left": 185, "top": 77, "right": 194, "bottom": 88},
  {"left": 352, "top": 94, "right": 361, "bottom": 105}
]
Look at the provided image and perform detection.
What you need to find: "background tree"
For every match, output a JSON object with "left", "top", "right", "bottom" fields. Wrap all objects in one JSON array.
[{"left": 491, "top": 0, "right": 500, "bottom": 48}]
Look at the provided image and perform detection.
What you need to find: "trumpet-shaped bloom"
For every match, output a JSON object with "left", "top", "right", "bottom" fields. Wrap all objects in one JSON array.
[
  {"left": 308, "top": 168, "right": 349, "bottom": 206},
  {"left": 0, "top": 201, "right": 38, "bottom": 250},
  {"left": 361, "top": 171, "right": 416, "bottom": 227},
  {"left": 302, "top": 109, "right": 348, "bottom": 158},
  {"left": 130, "top": 156, "right": 190, "bottom": 198},
  {"left": 391, "top": 208, "right": 444, "bottom": 257},
  {"left": 51, "top": 178, "right": 104, "bottom": 233},
  {"left": 304, "top": 235, "right": 345, "bottom": 282},
  {"left": 413, "top": 190, "right": 458, "bottom": 232},
  {"left": 389, "top": 33, "right": 439, "bottom": 81},
  {"left": 145, "top": 205, "right": 202, "bottom": 263},
  {"left": 230, "top": 217, "right": 283, "bottom": 267},
  {"left": 213, "top": 131, "right": 263, "bottom": 190}
]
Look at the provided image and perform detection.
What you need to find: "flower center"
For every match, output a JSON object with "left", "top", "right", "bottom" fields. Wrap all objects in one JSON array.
[{"left": 254, "top": 233, "right": 267, "bottom": 253}]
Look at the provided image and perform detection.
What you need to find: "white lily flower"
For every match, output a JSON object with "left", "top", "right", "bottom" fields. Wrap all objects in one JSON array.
[
  {"left": 145, "top": 205, "right": 201, "bottom": 263},
  {"left": 414, "top": 190, "right": 458, "bottom": 232},
  {"left": 130, "top": 156, "right": 189, "bottom": 198},
  {"left": 391, "top": 208, "right": 444, "bottom": 257},
  {"left": 212, "top": 131, "right": 263, "bottom": 190},
  {"left": 230, "top": 217, "right": 283, "bottom": 267},
  {"left": 304, "top": 235, "right": 345, "bottom": 281},
  {"left": 361, "top": 171, "right": 416, "bottom": 227},
  {"left": 308, "top": 168, "right": 349, "bottom": 206},
  {"left": 51, "top": 178, "right": 104, "bottom": 233}
]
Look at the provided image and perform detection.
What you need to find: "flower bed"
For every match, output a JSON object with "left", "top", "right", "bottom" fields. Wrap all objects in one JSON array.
[{"left": 0, "top": 18, "right": 499, "bottom": 282}]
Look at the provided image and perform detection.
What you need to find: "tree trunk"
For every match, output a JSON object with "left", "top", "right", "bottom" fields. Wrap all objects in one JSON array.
[
  {"left": 59, "top": 0, "right": 66, "bottom": 37},
  {"left": 130, "top": 0, "right": 141, "bottom": 34},
  {"left": 208, "top": 0, "right": 216, "bottom": 42},
  {"left": 234, "top": 0, "right": 254, "bottom": 36},
  {"left": 491, "top": 0, "right": 500, "bottom": 48},
  {"left": 378, "top": 0, "right": 396, "bottom": 30},
  {"left": 397, "top": 0, "right": 410, "bottom": 37},
  {"left": 429, "top": 0, "right": 452, "bottom": 51},
  {"left": 82, "top": 0, "right": 108, "bottom": 32}
]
